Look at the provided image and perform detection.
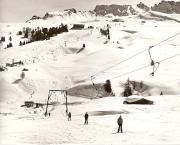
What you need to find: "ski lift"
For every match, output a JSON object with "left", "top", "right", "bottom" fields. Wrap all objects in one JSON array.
[{"left": 148, "top": 47, "right": 160, "bottom": 76}]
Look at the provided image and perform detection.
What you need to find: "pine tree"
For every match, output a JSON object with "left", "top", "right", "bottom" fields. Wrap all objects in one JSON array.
[
  {"left": 9, "top": 42, "right": 13, "bottom": 47},
  {"left": 17, "top": 31, "right": 22, "bottom": 35},
  {"left": 19, "top": 41, "right": 22, "bottom": 46},
  {"left": 123, "top": 78, "right": 132, "bottom": 97},
  {"left": 133, "top": 81, "right": 136, "bottom": 89},
  {"left": 24, "top": 28, "right": 29, "bottom": 38},
  {"left": 104, "top": 80, "right": 112, "bottom": 93},
  {"left": 9, "top": 36, "right": 12, "bottom": 41},
  {"left": 140, "top": 81, "right": 143, "bottom": 89}
]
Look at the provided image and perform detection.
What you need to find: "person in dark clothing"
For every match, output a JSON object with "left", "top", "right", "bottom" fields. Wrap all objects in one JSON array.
[
  {"left": 49, "top": 112, "right": 51, "bottom": 117},
  {"left": 83, "top": 43, "right": 85, "bottom": 48},
  {"left": 117, "top": 115, "right": 123, "bottom": 133},
  {"left": 68, "top": 112, "right": 71, "bottom": 121},
  {"left": 84, "top": 112, "right": 89, "bottom": 125},
  {"left": 160, "top": 91, "right": 163, "bottom": 95}
]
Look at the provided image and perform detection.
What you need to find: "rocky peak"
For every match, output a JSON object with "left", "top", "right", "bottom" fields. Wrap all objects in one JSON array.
[
  {"left": 94, "top": 4, "right": 137, "bottom": 16},
  {"left": 26, "top": 15, "right": 41, "bottom": 22},
  {"left": 64, "top": 8, "right": 77, "bottom": 14},
  {"left": 151, "top": 1, "right": 180, "bottom": 14},
  {"left": 137, "top": 2, "right": 150, "bottom": 11}
]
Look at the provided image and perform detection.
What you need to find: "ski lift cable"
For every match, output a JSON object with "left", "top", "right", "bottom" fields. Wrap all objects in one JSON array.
[
  {"left": 106, "top": 53, "right": 180, "bottom": 81},
  {"left": 90, "top": 76, "right": 100, "bottom": 97},
  {"left": 91, "top": 32, "right": 180, "bottom": 78}
]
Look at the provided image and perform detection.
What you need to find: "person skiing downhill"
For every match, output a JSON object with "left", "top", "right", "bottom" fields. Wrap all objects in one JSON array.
[
  {"left": 117, "top": 115, "right": 123, "bottom": 133},
  {"left": 84, "top": 112, "right": 89, "bottom": 125}
]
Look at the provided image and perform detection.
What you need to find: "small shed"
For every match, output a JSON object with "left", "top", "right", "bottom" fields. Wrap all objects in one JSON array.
[
  {"left": 112, "top": 19, "right": 124, "bottom": 22},
  {"left": 71, "top": 24, "right": 85, "bottom": 30},
  {"left": 123, "top": 98, "right": 154, "bottom": 105},
  {"left": 24, "top": 101, "right": 34, "bottom": 107},
  {"left": 35, "top": 103, "right": 43, "bottom": 108}
]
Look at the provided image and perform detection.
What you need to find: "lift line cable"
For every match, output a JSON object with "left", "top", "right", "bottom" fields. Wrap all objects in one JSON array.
[
  {"left": 91, "top": 32, "right": 180, "bottom": 78},
  {"left": 97, "top": 53, "right": 180, "bottom": 81}
]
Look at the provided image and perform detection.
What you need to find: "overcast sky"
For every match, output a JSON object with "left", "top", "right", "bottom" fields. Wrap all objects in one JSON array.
[{"left": 0, "top": 0, "right": 172, "bottom": 22}]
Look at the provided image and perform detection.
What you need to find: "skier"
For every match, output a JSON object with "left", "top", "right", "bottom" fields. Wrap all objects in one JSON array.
[
  {"left": 84, "top": 112, "right": 89, "bottom": 125},
  {"left": 49, "top": 112, "right": 51, "bottom": 117},
  {"left": 117, "top": 115, "right": 123, "bottom": 133},
  {"left": 160, "top": 91, "right": 163, "bottom": 95},
  {"left": 68, "top": 112, "right": 71, "bottom": 121},
  {"left": 83, "top": 43, "right": 85, "bottom": 48}
]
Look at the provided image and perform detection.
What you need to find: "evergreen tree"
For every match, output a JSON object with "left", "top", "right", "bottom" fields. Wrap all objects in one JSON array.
[
  {"left": 9, "top": 36, "right": 12, "bottom": 41},
  {"left": 24, "top": 28, "right": 29, "bottom": 38},
  {"left": 31, "top": 29, "right": 35, "bottom": 37},
  {"left": 140, "top": 81, "right": 143, "bottom": 89},
  {"left": 19, "top": 41, "right": 22, "bottom": 46},
  {"left": 104, "top": 80, "right": 112, "bottom": 93},
  {"left": 123, "top": 78, "right": 132, "bottom": 97},
  {"left": 132, "top": 81, "right": 136, "bottom": 89},
  {"left": 17, "top": 31, "right": 22, "bottom": 35},
  {"left": 9, "top": 42, "right": 13, "bottom": 47},
  {"left": 1, "top": 36, "right": 4, "bottom": 41}
]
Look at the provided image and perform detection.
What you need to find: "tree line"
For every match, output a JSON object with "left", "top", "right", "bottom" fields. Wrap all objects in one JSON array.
[{"left": 18, "top": 24, "right": 68, "bottom": 46}]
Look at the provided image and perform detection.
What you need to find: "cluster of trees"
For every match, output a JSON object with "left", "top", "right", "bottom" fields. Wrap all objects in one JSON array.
[
  {"left": 19, "top": 40, "right": 31, "bottom": 46},
  {"left": 1, "top": 36, "right": 5, "bottom": 42},
  {"left": 100, "top": 24, "right": 110, "bottom": 40},
  {"left": 123, "top": 78, "right": 144, "bottom": 97},
  {"left": 7, "top": 43, "right": 13, "bottom": 48},
  {"left": 7, "top": 36, "right": 13, "bottom": 48},
  {"left": 1, "top": 36, "right": 13, "bottom": 48},
  {"left": 22, "top": 24, "right": 68, "bottom": 41},
  {"left": 17, "top": 24, "right": 68, "bottom": 46}
]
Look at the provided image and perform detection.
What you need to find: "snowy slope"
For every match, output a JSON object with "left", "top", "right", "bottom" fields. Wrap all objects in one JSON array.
[{"left": 0, "top": 9, "right": 180, "bottom": 144}]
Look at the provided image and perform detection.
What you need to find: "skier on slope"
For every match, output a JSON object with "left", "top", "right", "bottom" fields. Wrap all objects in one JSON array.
[
  {"left": 117, "top": 115, "right": 123, "bottom": 133},
  {"left": 84, "top": 112, "right": 89, "bottom": 125},
  {"left": 68, "top": 112, "right": 71, "bottom": 121}
]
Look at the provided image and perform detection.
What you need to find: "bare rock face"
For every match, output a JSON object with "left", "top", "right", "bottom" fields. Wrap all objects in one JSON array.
[
  {"left": 151, "top": 1, "right": 180, "bottom": 14},
  {"left": 137, "top": 2, "right": 150, "bottom": 11},
  {"left": 94, "top": 4, "right": 137, "bottom": 16},
  {"left": 43, "top": 12, "right": 54, "bottom": 20},
  {"left": 64, "top": 8, "right": 77, "bottom": 14},
  {"left": 26, "top": 15, "right": 41, "bottom": 22}
]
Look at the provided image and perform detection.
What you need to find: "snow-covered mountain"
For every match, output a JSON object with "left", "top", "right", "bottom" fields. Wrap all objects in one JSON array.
[
  {"left": 0, "top": 2, "right": 180, "bottom": 144},
  {"left": 26, "top": 8, "right": 98, "bottom": 25},
  {"left": 26, "top": 5, "right": 138, "bottom": 24}
]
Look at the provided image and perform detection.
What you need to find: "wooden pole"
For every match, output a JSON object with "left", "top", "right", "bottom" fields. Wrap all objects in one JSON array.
[
  {"left": 45, "top": 91, "right": 51, "bottom": 116},
  {"left": 65, "top": 90, "right": 68, "bottom": 115}
]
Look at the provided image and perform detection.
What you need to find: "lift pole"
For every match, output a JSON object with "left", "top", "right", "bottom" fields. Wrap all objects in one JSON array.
[
  {"left": 44, "top": 90, "right": 51, "bottom": 116},
  {"left": 44, "top": 89, "right": 67, "bottom": 116},
  {"left": 65, "top": 90, "right": 68, "bottom": 115}
]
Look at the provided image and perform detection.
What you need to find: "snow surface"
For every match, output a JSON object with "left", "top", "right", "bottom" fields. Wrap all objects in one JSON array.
[{"left": 0, "top": 10, "right": 180, "bottom": 144}]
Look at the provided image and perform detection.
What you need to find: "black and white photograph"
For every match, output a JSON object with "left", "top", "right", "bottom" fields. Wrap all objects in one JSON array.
[{"left": 0, "top": 0, "right": 180, "bottom": 144}]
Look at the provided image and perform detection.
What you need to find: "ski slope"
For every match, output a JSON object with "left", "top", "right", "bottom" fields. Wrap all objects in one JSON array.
[{"left": 0, "top": 10, "right": 180, "bottom": 144}]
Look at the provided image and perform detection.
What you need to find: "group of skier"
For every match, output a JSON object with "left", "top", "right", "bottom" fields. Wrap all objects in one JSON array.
[
  {"left": 67, "top": 111, "right": 123, "bottom": 133},
  {"left": 68, "top": 112, "right": 89, "bottom": 125}
]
